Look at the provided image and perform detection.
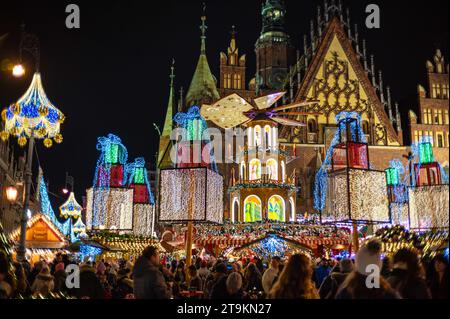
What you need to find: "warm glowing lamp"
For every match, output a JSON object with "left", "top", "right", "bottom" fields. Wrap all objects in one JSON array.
[
  {"left": 12, "top": 64, "right": 25, "bottom": 77},
  {"left": 6, "top": 185, "right": 18, "bottom": 203}
]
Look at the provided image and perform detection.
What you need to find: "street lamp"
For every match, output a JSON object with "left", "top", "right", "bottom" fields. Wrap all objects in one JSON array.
[
  {"left": 6, "top": 185, "right": 18, "bottom": 203},
  {"left": 1, "top": 28, "right": 65, "bottom": 262},
  {"left": 12, "top": 64, "right": 25, "bottom": 78}
]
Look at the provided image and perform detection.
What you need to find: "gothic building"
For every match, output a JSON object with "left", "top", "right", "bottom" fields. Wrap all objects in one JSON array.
[
  {"left": 158, "top": 0, "right": 449, "bottom": 220},
  {"left": 409, "top": 50, "right": 449, "bottom": 172}
]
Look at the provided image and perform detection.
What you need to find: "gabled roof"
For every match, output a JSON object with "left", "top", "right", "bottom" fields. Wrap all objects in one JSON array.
[
  {"left": 10, "top": 213, "right": 67, "bottom": 244},
  {"left": 295, "top": 17, "right": 400, "bottom": 144}
]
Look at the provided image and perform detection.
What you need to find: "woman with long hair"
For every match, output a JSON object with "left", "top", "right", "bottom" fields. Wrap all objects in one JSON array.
[
  {"left": 268, "top": 254, "right": 319, "bottom": 299},
  {"left": 387, "top": 248, "right": 431, "bottom": 299}
]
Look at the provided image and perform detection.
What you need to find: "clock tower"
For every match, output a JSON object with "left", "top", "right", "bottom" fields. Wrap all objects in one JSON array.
[{"left": 255, "top": 0, "right": 294, "bottom": 95}]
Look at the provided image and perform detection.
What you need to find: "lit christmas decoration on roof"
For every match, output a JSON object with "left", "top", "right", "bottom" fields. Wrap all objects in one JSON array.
[
  {"left": 59, "top": 192, "right": 82, "bottom": 219},
  {"left": 1, "top": 72, "right": 65, "bottom": 147}
]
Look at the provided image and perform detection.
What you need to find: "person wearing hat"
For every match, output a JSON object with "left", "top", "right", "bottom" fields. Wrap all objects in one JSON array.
[
  {"left": 319, "top": 258, "right": 354, "bottom": 299},
  {"left": 31, "top": 264, "right": 54, "bottom": 296},
  {"left": 335, "top": 239, "right": 400, "bottom": 299}
]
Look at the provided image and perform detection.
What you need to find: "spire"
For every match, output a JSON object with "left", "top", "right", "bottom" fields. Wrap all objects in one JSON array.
[
  {"left": 386, "top": 86, "right": 394, "bottom": 123},
  {"left": 395, "top": 102, "right": 402, "bottom": 132},
  {"left": 185, "top": 4, "right": 220, "bottom": 108},
  {"left": 178, "top": 86, "right": 184, "bottom": 113},
  {"left": 162, "top": 59, "right": 175, "bottom": 137},
  {"left": 200, "top": 3, "right": 207, "bottom": 54}
]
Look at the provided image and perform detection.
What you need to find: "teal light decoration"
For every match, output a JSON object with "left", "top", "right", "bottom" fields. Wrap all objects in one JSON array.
[
  {"left": 385, "top": 167, "right": 399, "bottom": 186},
  {"left": 419, "top": 142, "right": 434, "bottom": 164}
]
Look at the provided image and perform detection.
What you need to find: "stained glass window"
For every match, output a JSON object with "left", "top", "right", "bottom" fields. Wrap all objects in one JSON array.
[{"left": 244, "top": 195, "right": 262, "bottom": 223}]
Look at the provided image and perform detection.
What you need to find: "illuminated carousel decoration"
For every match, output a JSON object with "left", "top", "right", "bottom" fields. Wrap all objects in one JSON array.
[
  {"left": 85, "top": 134, "right": 155, "bottom": 236},
  {"left": 1, "top": 72, "right": 64, "bottom": 147},
  {"left": 59, "top": 192, "right": 82, "bottom": 219},
  {"left": 201, "top": 92, "right": 318, "bottom": 223},
  {"left": 408, "top": 137, "right": 449, "bottom": 230}
]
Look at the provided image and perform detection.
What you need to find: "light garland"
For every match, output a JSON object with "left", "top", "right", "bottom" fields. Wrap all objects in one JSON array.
[
  {"left": 39, "top": 176, "right": 71, "bottom": 236},
  {"left": 159, "top": 167, "right": 223, "bottom": 223},
  {"left": 1, "top": 72, "right": 64, "bottom": 147},
  {"left": 323, "top": 169, "right": 390, "bottom": 224},
  {"left": 409, "top": 185, "right": 449, "bottom": 230}
]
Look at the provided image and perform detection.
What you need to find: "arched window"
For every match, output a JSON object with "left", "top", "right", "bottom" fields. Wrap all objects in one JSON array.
[
  {"left": 236, "top": 74, "right": 242, "bottom": 89},
  {"left": 244, "top": 195, "right": 262, "bottom": 223},
  {"left": 268, "top": 195, "right": 285, "bottom": 222},
  {"left": 362, "top": 120, "right": 370, "bottom": 135},
  {"left": 289, "top": 197, "right": 295, "bottom": 222},
  {"left": 240, "top": 161, "right": 246, "bottom": 180},
  {"left": 254, "top": 126, "right": 262, "bottom": 147},
  {"left": 249, "top": 159, "right": 261, "bottom": 180},
  {"left": 264, "top": 125, "right": 272, "bottom": 148},
  {"left": 266, "top": 158, "right": 278, "bottom": 181},
  {"left": 307, "top": 118, "right": 317, "bottom": 133},
  {"left": 281, "top": 161, "right": 286, "bottom": 183},
  {"left": 248, "top": 126, "right": 253, "bottom": 147},
  {"left": 231, "top": 197, "right": 239, "bottom": 223}
]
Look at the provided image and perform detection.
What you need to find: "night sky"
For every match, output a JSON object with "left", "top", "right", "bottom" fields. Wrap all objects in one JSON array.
[{"left": 0, "top": 0, "right": 448, "bottom": 203}]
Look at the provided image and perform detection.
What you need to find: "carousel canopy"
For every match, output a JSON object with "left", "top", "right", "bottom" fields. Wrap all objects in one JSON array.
[
  {"left": 59, "top": 192, "right": 82, "bottom": 219},
  {"left": 1, "top": 72, "right": 64, "bottom": 147}
]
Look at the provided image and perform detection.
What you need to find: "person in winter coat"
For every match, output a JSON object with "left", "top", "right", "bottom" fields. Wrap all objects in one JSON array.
[
  {"left": 209, "top": 263, "right": 228, "bottom": 299},
  {"left": 243, "top": 263, "right": 263, "bottom": 293},
  {"left": 113, "top": 268, "right": 134, "bottom": 299},
  {"left": 335, "top": 239, "right": 400, "bottom": 299},
  {"left": 133, "top": 246, "right": 170, "bottom": 299},
  {"left": 188, "top": 265, "right": 203, "bottom": 291},
  {"left": 75, "top": 262, "right": 104, "bottom": 299},
  {"left": 53, "top": 262, "right": 68, "bottom": 293},
  {"left": 319, "top": 258, "right": 353, "bottom": 299},
  {"left": 226, "top": 272, "right": 244, "bottom": 299},
  {"left": 428, "top": 254, "right": 449, "bottom": 299},
  {"left": 262, "top": 256, "right": 281, "bottom": 295},
  {"left": 31, "top": 264, "right": 54, "bottom": 296},
  {"left": 387, "top": 248, "right": 431, "bottom": 299}
]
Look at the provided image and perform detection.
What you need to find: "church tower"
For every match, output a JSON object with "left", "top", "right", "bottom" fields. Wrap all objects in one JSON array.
[
  {"left": 255, "top": 0, "right": 294, "bottom": 94},
  {"left": 220, "top": 26, "right": 246, "bottom": 94},
  {"left": 185, "top": 8, "right": 220, "bottom": 109}
]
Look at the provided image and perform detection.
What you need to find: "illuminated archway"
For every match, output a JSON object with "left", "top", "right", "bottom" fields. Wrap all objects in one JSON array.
[
  {"left": 266, "top": 158, "right": 278, "bottom": 181},
  {"left": 281, "top": 161, "right": 286, "bottom": 183},
  {"left": 244, "top": 195, "right": 262, "bottom": 223},
  {"left": 268, "top": 195, "right": 285, "bottom": 222},
  {"left": 240, "top": 161, "right": 246, "bottom": 180},
  {"left": 264, "top": 125, "right": 272, "bottom": 148},
  {"left": 254, "top": 125, "right": 262, "bottom": 147},
  {"left": 249, "top": 159, "right": 261, "bottom": 180},
  {"left": 289, "top": 197, "right": 295, "bottom": 222},
  {"left": 231, "top": 197, "right": 239, "bottom": 223}
]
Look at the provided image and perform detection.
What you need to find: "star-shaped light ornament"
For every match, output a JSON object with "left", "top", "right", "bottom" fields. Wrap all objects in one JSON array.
[{"left": 201, "top": 92, "right": 319, "bottom": 129}]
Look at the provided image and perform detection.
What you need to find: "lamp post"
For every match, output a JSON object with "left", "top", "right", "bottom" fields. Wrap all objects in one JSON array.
[{"left": 1, "top": 29, "right": 65, "bottom": 262}]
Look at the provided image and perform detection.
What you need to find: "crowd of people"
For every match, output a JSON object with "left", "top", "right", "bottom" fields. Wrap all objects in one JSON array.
[{"left": 0, "top": 239, "right": 448, "bottom": 299}]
